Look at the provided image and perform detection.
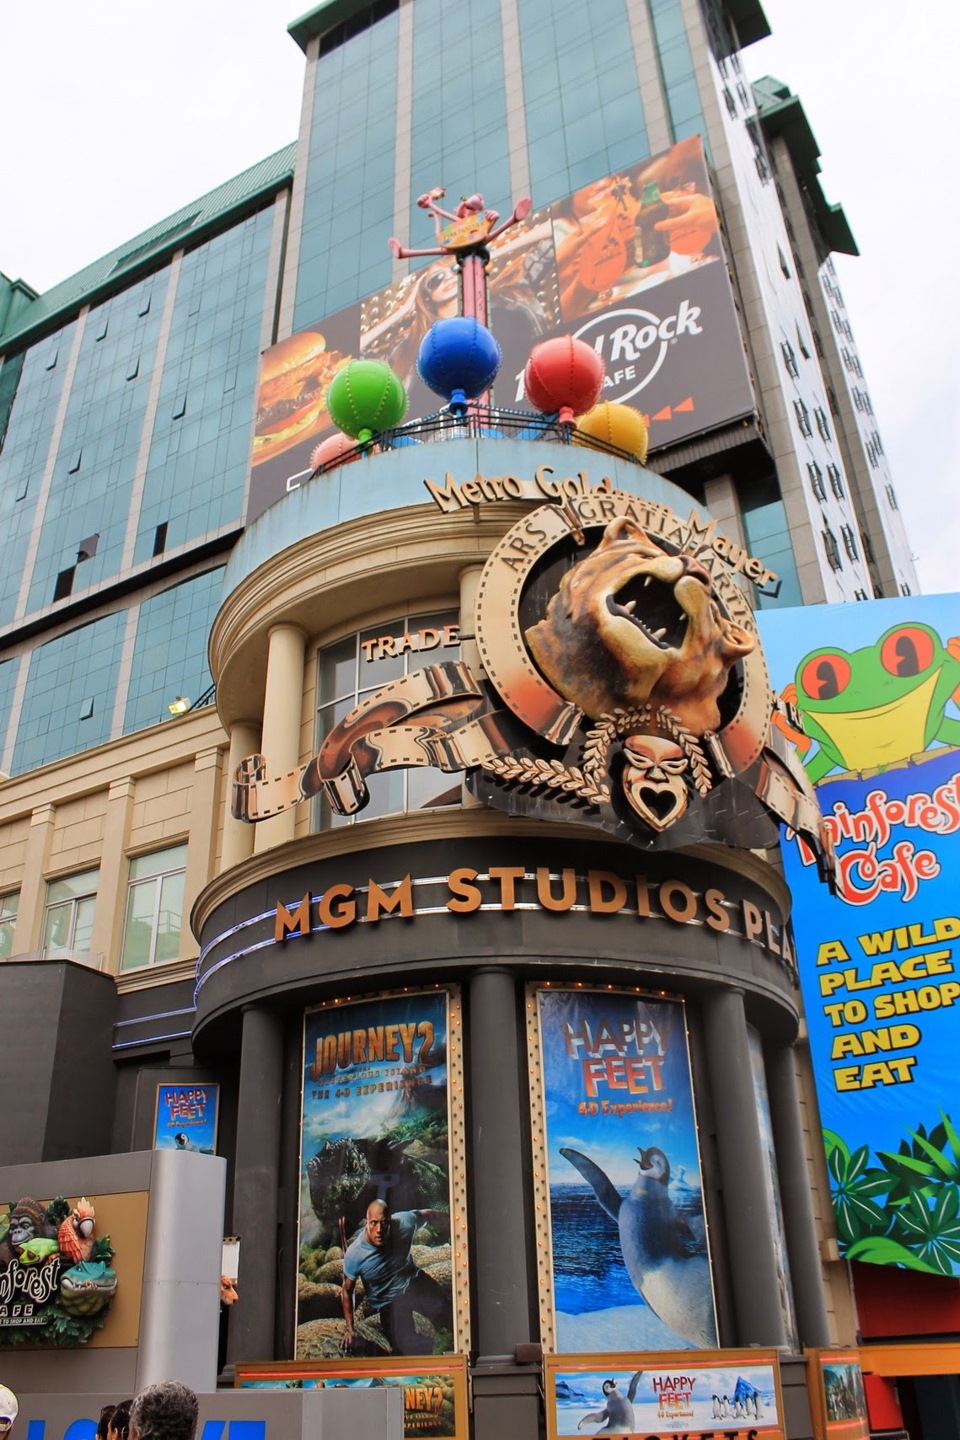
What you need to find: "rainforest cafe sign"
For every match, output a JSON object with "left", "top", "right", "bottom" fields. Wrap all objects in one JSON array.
[{"left": 233, "top": 484, "right": 829, "bottom": 864}]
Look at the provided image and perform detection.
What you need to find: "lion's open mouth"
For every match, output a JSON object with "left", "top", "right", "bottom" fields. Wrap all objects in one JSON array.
[{"left": 607, "top": 572, "right": 690, "bottom": 650}]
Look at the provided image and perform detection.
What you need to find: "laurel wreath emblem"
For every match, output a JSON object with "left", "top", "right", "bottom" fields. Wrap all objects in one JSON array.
[
  {"left": 481, "top": 704, "right": 716, "bottom": 806},
  {"left": 481, "top": 754, "right": 610, "bottom": 805}
]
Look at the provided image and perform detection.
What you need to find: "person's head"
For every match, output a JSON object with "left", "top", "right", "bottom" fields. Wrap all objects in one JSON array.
[
  {"left": 364, "top": 1200, "right": 390, "bottom": 1248},
  {"left": 415, "top": 261, "right": 459, "bottom": 322},
  {"left": 0, "top": 1385, "right": 18, "bottom": 1440},
  {"left": 130, "top": 1382, "right": 198, "bottom": 1440},
  {"left": 97, "top": 1407, "right": 116, "bottom": 1440},
  {"left": 108, "top": 1401, "right": 133, "bottom": 1440}
]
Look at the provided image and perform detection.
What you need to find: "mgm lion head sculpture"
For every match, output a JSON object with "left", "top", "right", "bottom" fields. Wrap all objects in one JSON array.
[{"left": 524, "top": 514, "right": 755, "bottom": 735}]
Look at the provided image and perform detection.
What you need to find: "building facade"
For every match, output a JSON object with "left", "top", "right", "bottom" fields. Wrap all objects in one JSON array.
[{"left": 0, "top": 2, "right": 949, "bottom": 1438}]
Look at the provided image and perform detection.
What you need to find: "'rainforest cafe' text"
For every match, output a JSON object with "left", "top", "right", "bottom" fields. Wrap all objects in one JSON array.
[{"left": 796, "top": 773, "right": 960, "bottom": 905}]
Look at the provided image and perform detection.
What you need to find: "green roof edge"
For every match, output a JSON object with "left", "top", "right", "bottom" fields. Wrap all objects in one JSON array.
[
  {"left": 753, "top": 78, "right": 858, "bottom": 257},
  {"left": 288, "top": 0, "right": 770, "bottom": 53}
]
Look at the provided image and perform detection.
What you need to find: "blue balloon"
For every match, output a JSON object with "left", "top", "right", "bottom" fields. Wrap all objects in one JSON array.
[{"left": 417, "top": 317, "right": 502, "bottom": 409}]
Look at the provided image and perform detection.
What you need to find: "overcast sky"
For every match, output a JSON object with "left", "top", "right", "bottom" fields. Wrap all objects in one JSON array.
[{"left": 5, "top": 1, "right": 956, "bottom": 592}]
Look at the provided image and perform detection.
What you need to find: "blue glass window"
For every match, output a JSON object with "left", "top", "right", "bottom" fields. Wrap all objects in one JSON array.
[
  {"left": 24, "top": 281, "right": 163, "bottom": 614},
  {"left": 294, "top": 10, "right": 401, "bottom": 326},
  {"left": 123, "top": 567, "right": 224, "bottom": 733},
  {"left": 647, "top": 0, "right": 708, "bottom": 149},
  {"left": 134, "top": 210, "right": 275, "bottom": 564},
  {"left": 0, "top": 324, "right": 77, "bottom": 627},
  {"left": 517, "top": 0, "right": 648, "bottom": 204},
  {"left": 12, "top": 611, "right": 127, "bottom": 773}
]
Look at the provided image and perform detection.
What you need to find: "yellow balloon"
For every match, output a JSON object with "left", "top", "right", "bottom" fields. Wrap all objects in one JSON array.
[{"left": 574, "top": 401, "right": 649, "bottom": 464}]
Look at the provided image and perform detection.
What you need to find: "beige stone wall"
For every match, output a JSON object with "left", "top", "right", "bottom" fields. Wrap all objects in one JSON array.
[{"left": 0, "top": 707, "right": 228, "bottom": 984}]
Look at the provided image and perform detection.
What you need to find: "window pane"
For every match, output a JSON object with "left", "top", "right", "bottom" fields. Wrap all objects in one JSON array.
[
  {"left": 121, "top": 879, "right": 159, "bottom": 970},
  {"left": 156, "top": 870, "right": 185, "bottom": 964},
  {"left": 129, "top": 844, "right": 188, "bottom": 882},
  {"left": 46, "top": 868, "right": 99, "bottom": 906},
  {"left": 0, "top": 895, "right": 19, "bottom": 960},
  {"left": 74, "top": 896, "right": 96, "bottom": 954},
  {"left": 408, "top": 767, "right": 461, "bottom": 812},
  {"left": 318, "top": 635, "right": 357, "bottom": 703},
  {"left": 43, "top": 902, "right": 74, "bottom": 952}
]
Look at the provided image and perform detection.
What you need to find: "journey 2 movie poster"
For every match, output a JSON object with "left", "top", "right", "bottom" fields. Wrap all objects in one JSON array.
[
  {"left": 297, "top": 991, "right": 456, "bottom": 1358},
  {"left": 759, "top": 595, "right": 960, "bottom": 1275},
  {"left": 537, "top": 987, "right": 717, "bottom": 1351}
]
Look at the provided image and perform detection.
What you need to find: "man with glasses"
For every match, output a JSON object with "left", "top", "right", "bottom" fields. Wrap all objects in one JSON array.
[{"left": 341, "top": 1198, "right": 451, "bottom": 1355}]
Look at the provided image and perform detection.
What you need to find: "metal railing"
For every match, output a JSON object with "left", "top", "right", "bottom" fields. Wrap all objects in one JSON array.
[{"left": 309, "top": 405, "right": 643, "bottom": 480}]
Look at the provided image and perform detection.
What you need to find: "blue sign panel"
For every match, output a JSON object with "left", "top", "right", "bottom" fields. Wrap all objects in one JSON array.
[{"left": 759, "top": 596, "right": 960, "bottom": 1275}]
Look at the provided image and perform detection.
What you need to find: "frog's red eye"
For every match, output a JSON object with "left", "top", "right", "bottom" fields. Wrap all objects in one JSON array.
[
  {"left": 800, "top": 653, "right": 850, "bottom": 700},
  {"left": 881, "top": 626, "right": 935, "bottom": 677}
]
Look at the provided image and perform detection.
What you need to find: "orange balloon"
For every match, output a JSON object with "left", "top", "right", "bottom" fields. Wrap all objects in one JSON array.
[
  {"left": 310, "top": 432, "right": 359, "bottom": 472},
  {"left": 574, "top": 401, "right": 649, "bottom": 464}
]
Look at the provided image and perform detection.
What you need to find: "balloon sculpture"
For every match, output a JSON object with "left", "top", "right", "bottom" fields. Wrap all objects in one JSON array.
[{"left": 418, "top": 316, "right": 502, "bottom": 416}]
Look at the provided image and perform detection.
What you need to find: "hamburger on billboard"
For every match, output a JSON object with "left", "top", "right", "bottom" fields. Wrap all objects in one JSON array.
[{"left": 247, "top": 136, "right": 757, "bottom": 522}]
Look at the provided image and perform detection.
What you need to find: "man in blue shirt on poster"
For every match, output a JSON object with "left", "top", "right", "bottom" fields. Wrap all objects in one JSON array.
[{"left": 341, "top": 1199, "right": 451, "bottom": 1354}]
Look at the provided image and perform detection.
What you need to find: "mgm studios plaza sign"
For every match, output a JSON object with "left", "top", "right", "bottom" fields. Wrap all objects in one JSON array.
[{"left": 233, "top": 467, "right": 831, "bottom": 870}]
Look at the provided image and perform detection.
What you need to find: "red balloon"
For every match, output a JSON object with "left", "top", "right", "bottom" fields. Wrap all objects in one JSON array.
[
  {"left": 310, "top": 432, "right": 359, "bottom": 472},
  {"left": 524, "top": 336, "right": 605, "bottom": 423}
]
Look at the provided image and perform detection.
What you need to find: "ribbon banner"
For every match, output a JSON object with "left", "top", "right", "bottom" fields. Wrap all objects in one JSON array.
[{"left": 234, "top": 491, "right": 830, "bottom": 865}]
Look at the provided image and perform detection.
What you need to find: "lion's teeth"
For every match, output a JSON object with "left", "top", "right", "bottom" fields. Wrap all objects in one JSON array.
[
  {"left": 623, "top": 599, "right": 637, "bottom": 614},
  {"left": 652, "top": 627, "right": 667, "bottom": 640},
  {"left": 643, "top": 576, "right": 653, "bottom": 587}
]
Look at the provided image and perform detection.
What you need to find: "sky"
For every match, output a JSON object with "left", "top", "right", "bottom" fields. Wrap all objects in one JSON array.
[{"left": 4, "top": 0, "right": 957, "bottom": 591}]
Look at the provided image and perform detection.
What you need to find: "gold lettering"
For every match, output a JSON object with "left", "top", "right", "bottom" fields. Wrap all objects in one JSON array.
[
  {"left": 704, "top": 887, "right": 730, "bottom": 931},
  {"left": 535, "top": 463, "right": 559, "bottom": 497},
  {"left": 490, "top": 865, "right": 526, "bottom": 910},
  {"left": 659, "top": 880, "right": 697, "bottom": 923},
  {"left": 447, "top": 867, "right": 482, "bottom": 913},
  {"left": 318, "top": 884, "right": 356, "bottom": 929},
  {"left": 367, "top": 875, "right": 414, "bottom": 922},
  {"left": 275, "top": 892, "right": 310, "bottom": 942},
  {"left": 588, "top": 870, "right": 627, "bottom": 913},
  {"left": 424, "top": 472, "right": 468, "bottom": 511},
  {"left": 536, "top": 867, "right": 577, "bottom": 911}
]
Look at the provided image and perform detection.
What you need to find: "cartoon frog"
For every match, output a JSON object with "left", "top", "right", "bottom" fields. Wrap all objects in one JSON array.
[
  {"left": 782, "top": 622, "right": 960, "bottom": 783},
  {"left": 16, "top": 1236, "right": 60, "bottom": 1265}
]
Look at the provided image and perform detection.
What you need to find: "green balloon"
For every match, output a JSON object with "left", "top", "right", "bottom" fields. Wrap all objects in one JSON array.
[{"left": 326, "top": 360, "right": 407, "bottom": 439}]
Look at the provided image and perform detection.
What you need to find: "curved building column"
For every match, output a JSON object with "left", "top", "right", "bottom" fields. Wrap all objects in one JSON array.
[
  {"left": 459, "top": 565, "right": 484, "bottom": 809},
  {"left": 227, "top": 1004, "right": 285, "bottom": 1363},
  {"left": 701, "top": 988, "right": 788, "bottom": 1346},
  {"left": 221, "top": 719, "right": 261, "bottom": 872},
  {"left": 468, "top": 966, "right": 535, "bottom": 1358},
  {"left": 254, "top": 624, "right": 307, "bottom": 854},
  {"left": 765, "top": 1040, "right": 831, "bottom": 1347}
]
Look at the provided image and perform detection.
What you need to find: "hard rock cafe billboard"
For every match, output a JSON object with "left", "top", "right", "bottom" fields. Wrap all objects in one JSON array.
[
  {"left": 247, "top": 136, "right": 757, "bottom": 521},
  {"left": 296, "top": 990, "right": 466, "bottom": 1360},
  {"left": 233, "top": 476, "right": 825, "bottom": 865},
  {"left": 759, "top": 595, "right": 960, "bottom": 1275}
]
